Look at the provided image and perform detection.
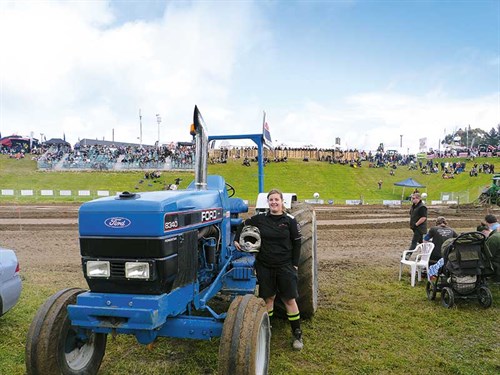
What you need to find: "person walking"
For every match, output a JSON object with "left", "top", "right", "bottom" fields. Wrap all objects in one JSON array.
[
  {"left": 424, "top": 216, "right": 458, "bottom": 264},
  {"left": 378, "top": 180, "right": 383, "bottom": 189},
  {"left": 409, "top": 192, "right": 427, "bottom": 251},
  {"left": 235, "top": 189, "right": 304, "bottom": 350}
]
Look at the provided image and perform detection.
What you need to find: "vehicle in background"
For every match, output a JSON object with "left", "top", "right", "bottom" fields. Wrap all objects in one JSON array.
[{"left": 0, "top": 247, "right": 22, "bottom": 316}]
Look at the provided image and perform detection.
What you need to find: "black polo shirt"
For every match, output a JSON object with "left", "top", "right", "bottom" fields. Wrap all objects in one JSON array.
[{"left": 237, "top": 212, "right": 301, "bottom": 268}]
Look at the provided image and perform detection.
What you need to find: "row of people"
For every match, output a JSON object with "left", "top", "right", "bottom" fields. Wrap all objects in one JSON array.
[{"left": 409, "top": 193, "right": 500, "bottom": 281}]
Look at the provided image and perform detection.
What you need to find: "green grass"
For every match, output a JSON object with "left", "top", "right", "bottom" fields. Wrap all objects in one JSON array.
[
  {"left": 0, "top": 154, "right": 495, "bottom": 204},
  {"left": 2, "top": 268, "right": 499, "bottom": 374}
]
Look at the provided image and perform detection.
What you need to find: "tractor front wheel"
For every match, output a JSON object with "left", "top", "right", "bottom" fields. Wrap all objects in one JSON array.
[
  {"left": 218, "top": 294, "right": 270, "bottom": 375},
  {"left": 25, "top": 288, "right": 107, "bottom": 375}
]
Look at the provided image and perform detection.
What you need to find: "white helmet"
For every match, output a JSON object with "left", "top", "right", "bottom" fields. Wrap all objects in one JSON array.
[{"left": 239, "top": 226, "right": 261, "bottom": 253}]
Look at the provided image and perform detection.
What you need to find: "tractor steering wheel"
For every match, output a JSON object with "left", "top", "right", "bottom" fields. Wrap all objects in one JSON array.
[{"left": 225, "top": 182, "right": 236, "bottom": 197}]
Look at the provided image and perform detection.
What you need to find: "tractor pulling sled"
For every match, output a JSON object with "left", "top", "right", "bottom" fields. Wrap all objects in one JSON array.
[{"left": 25, "top": 106, "right": 318, "bottom": 375}]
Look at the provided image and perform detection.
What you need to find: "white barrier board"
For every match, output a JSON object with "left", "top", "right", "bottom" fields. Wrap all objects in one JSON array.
[
  {"left": 383, "top": 200, "right": 401, "bottom": 206},
  {"left": 305, "top": 199, "right": 324, "bottom": 204},
  {"left": 346, "top": 200, "right": 362, "bottom": 205}
]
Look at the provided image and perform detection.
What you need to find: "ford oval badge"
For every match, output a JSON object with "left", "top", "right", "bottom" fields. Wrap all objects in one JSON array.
[{"left": 104, "top": 217, "right": 131, "bottom": 228}]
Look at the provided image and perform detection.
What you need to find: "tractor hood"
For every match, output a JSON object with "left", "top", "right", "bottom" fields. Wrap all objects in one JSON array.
[{"left": 79, "top": 189, "right": 224, "bottom": 237}]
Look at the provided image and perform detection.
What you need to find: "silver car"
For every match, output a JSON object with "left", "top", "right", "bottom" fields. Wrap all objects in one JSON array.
[{"left": 0, "top": 247, "right": 22, "bottom": 316}]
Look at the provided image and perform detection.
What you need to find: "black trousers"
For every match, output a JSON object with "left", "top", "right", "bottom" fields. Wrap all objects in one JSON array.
[{"left": 410, "top": 229, "right": 423, "bottom": 250}]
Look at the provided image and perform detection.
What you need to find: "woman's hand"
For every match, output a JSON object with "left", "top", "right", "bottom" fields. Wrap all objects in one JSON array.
[{"left": 234, "top": 241, "right": 241, "bottom": 251}]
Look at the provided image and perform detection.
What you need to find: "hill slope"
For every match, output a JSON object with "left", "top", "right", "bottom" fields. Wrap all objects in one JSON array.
[{"left": 0, "top": 154, "right": 494, "bottom": 204}]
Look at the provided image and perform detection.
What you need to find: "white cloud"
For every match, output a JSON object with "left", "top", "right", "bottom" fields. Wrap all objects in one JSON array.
[
  {"left": 0, "top": 1, "right": 261, "bottom": 145},
  {"left": 0, "top": 1, "right": 498, "bottom": 156},
  {"left": 269, "top": 91, "right": 499, "bottom": 153}
]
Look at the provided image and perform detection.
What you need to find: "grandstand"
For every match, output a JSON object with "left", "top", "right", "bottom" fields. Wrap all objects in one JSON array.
[{"left": 35, "top": 139, "right": 195, "bottom": 171}]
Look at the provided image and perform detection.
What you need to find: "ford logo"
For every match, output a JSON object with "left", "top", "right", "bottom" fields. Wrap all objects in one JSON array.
[{"left": 104, "top": 217, "right": 131, "bottom": 228}]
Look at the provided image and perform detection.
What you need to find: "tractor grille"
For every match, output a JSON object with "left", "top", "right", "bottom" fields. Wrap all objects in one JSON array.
[
  {"left": 110, "top": 262, "right": 125, "bottom": 277},
  {"left": 81, "top": 230, "right": 198, "bottom": 295}
]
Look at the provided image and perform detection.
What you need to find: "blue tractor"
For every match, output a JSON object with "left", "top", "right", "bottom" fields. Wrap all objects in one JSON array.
[{"left": 25, "top": 106, "right": 318, "bottom": 374}]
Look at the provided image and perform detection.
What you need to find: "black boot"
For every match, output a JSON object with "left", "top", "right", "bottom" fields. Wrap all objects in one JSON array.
[{"left": 292, "top": 328, "right": 303, "bottom": 350}]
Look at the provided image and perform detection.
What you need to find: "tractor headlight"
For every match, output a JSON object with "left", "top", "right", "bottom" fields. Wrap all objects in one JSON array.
[
  {"left": 86, "top": 261, "right": 110, "bottom": 278},
  {"left": 125, "top": 262, "right": 150, "bottom": 279}
]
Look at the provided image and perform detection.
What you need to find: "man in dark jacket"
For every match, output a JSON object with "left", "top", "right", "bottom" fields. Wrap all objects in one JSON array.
[{"left": 409, "top": 193, "right": 427, "bottom": 250}]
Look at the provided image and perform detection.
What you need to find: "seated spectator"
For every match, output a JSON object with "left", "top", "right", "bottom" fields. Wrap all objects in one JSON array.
[
  {"left": 481, "top": 224, "right": 500, "bottom": 282},
  {"left": 424, "top": 216, "right": 458, "bottom": 264},
  {"left": 484, "top": 214, "right": 500, "bottom": 232}
]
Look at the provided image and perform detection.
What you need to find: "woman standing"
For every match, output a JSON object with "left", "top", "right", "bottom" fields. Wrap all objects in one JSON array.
[{"left": 235, "top": 189, "right": 304, "bottom": 350}]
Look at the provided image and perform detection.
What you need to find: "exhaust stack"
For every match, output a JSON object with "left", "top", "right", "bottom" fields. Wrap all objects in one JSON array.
[{"left": 191, "top": 105, "right": 208, "bottom": 190}]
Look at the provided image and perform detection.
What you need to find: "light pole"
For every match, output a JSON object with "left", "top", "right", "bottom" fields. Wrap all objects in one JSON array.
[
  {"left": 400, "top": 134, "right": 403, "bottom": 148},
  {"left": 139, "top": 109, "right": 143, "bottom": 146},
  {"left": 156, "top": 114, "right": 161, "bottom": 149}
]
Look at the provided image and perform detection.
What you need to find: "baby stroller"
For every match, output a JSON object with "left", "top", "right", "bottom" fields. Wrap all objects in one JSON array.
[{"left": 426, "top": 231, "right": 494, "bottom": 308}]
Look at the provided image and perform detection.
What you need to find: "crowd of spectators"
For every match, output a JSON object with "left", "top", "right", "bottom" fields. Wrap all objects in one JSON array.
[
  {"left": 3, "top": 139, "right": 500, "bottom": 180},
  {"left": 29, "top": 142, "right": 195, "bottom": 171}
]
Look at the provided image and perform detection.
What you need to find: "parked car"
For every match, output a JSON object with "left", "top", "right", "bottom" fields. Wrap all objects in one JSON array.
[{"left": 0, "top": 247, "right": 22, "bottom": 316}]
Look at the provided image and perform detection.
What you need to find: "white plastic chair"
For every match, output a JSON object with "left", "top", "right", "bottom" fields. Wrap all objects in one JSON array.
[{"left": 399, "top": 242, "right": 435, "bottom": 286}]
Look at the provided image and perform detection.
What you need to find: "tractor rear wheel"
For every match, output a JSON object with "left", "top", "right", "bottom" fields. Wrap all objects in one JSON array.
[
  {"left": 218, "top": 294, "right": 270, "bottom": 375},
  {"left": 273, "top": 202, "right": 318, "bottom": 319},
  {"left": 26, "top": 288, "right": 107, "bottom": 375}
]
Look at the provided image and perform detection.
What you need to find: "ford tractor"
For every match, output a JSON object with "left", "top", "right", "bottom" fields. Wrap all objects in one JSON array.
[{"left": 25, "top": 106, "right": 318, "bottom": 375}]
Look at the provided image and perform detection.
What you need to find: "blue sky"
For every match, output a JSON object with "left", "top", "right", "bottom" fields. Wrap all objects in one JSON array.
[{"left": 0, "top": 0, "right": 498, "bottom": 153}]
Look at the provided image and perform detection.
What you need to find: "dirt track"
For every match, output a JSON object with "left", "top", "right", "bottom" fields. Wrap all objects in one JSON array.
[{"left": 0, "top": 203, "right": 495, "bottom": 293}]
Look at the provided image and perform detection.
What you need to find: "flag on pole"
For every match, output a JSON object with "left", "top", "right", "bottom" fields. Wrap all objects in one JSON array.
[{"left": 262, "top": 111, "right": 273, "bottom": 149}]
